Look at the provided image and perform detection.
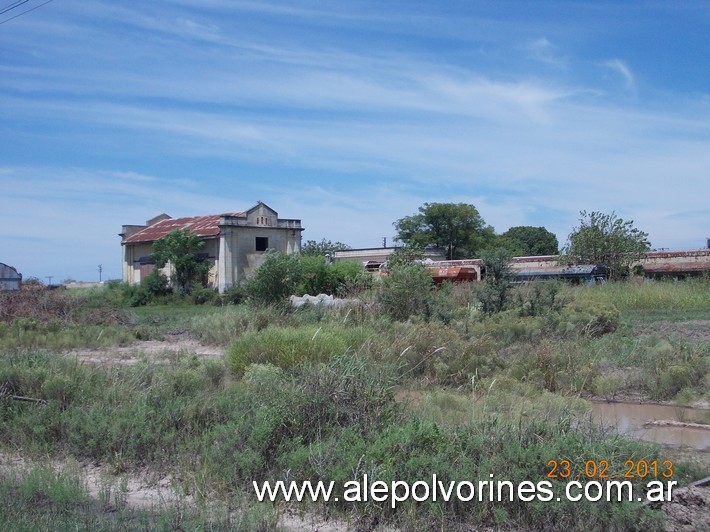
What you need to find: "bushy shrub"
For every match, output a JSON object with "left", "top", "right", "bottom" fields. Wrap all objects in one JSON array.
[
  {"left": 141, "top": 270, "right": 170, "bottom": 297},
  {"left": 329, "top": 261, "right": 372, "bottom": 297},
  {"left": 205, "top": 356, "right": 400, "bottom": 487},
  {"left": 591, "top": 373, "right": 625, "bottom": 397},
  {"left": 298, "top": 255, "right": 331, "bottom": 295},
  {"left": 246, "top": 251, "right": 301, "bottom": 305},
  {"left": 243, "top": 363, "right": 286, "bottom": 392},
  {"left": 377, "top": 263, "right": 434, "bottom": 321},
  {"left": 297, "top": 257, "right": 370, "bottom": 297},
  {"left": 294, "top": 354, "right": 400, "bottom": 435},
  {"left": 557, "top": 300, "right": 620, "bottom": 337},
  {"left": 503, "top": 339, "right": 599, "bottom": 393},
  {"left": 469, "top": 310, "right": 547, "bottom": 345},
  {"left": 190, "top": 286, "right": 219, "bottom": 305},
  {"left": 221, "top": 284, "right": 248, "bottom": 305},
  {"left": 477, "top": 248, "right": 514, "bottom": 314},
  {"left": 512, "top": 280, "right": 567, "bottom": 317},
  {"left": 0, "top": 290, "right": 131, "bottom": 332},
  {"left": 119, "top": 270, "right": 172, "bottom": 307},
  {"left": 41, "top": 374, "right": 76, "bottom": 409},
  {"left": 428, "top": 281, "right": 462, "bottom": 324}
]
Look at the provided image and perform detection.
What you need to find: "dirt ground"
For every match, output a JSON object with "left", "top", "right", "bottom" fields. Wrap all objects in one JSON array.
[
  {"left": 630, "top": 319, "right": 710, "bottom": 343},
  {"left": 658, "top": 483, "right": 710, "bottom": 532},
  {"left": 66, "top": 331, "right": 224, "bottom": 366}
]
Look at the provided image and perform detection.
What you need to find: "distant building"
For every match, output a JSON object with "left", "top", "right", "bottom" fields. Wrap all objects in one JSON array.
[
  {"left": 120, "top": 202, "right": 303, "bottom": 292},
  {"left": 0, "top": 263, "right": 22, "bottom": 291},
  {"left": 333, "top": 246, "right": 446, "bottom": 270}
]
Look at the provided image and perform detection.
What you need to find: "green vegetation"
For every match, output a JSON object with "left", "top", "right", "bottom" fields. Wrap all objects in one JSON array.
[
  {"left": 477, "top": 248, "right": 514, "bottom": 314},
  {"left": 298, "top": 254, "right": 371, "bottom": 297},
  {"left": 245, "top": 250, "right": 302, "bottom": 305},
  {"left": 394, "top": 202, "right": 496, "bottom": 259},
  {"left": 245, "top": 250, "right": 369, "bottom": 305},
  {"left": 377, "top": 261, "right": 435, "bottom": 321},
  {"left": 563, "top": 210, "right": 651, "bottom": 280},
  {"left": 497, "top": 225, "right": 559, "bottom": 256},
  {"left": 301, "top": 238, "right": 350, "bottom": 256},
  {"left": 393, "top": 202, "right": 562, "bottom": 260},
  {"left": 1, "top": 276, "right": 708, "bottom": 530},
  {"left": 573, "top": 276, "right": 710, "bottom": 312},
  {"left": 151, "top": 228, "right": 211, "bottom": 293},
  {"left": 227, "top": 324, "right": 371, "bottom": 376},
  {"left": 0, "top": 460, "right": 277, "bottom": 530}
]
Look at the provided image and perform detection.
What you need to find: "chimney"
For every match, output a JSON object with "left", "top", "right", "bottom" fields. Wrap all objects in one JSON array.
[{"left": 147, "top": 213, "right": 172, "bottom": 226}]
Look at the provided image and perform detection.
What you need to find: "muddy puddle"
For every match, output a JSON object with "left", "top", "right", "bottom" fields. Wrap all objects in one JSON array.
[{"left": 591, "top": 401, "right": 710, "bottom": 450}]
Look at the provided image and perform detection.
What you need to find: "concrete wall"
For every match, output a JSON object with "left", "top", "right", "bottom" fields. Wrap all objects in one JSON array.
[
  {"left": 0, "top": 262, "right": 22, "bottom": 291},
  {"left": 217, "top": 224, "right": 301, "bottom": 292},
  {"left": 122, "top": 242, "right": 152, "bottom": 284}
]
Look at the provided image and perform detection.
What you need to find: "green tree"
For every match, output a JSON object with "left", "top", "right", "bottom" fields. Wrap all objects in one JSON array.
[
  {"left": 477, "top": 248, "right": 514, "bottom": 314},
  {"left": 301, "top": 239, "right": 350, "bottom": 257},
  {"left": 393, "top": 202, "right": 495, "bottom": 260},
  {"left": 246, "top": 250, "right": 302, "bottom": 305},
  {"left": 498, "top": 226, "right": 559, "bottom": 256},
  {"left": 151, "top": 228, "right": 211, "bottom": 293},
  {"left": 563, "top": 211, "right": 650, "bottom": 280}
]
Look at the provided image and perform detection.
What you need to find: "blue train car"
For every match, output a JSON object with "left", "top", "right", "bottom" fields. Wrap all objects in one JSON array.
[{"left": 512, "top": 264, "right": 607, "bottom": 284}]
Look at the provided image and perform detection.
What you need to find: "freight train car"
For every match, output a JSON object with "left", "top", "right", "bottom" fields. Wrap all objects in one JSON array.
[{"left": 510, "top": 264, "right": 608, "bottom": 284}]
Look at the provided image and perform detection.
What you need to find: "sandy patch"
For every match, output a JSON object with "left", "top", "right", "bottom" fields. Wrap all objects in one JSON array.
[{"left": 66, "top": 337, "right": 224, "bottom": 366}]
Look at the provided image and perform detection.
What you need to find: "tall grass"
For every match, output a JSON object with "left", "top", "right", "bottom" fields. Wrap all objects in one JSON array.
[
  {"left": 227, "top": 324, "right": 371, "bottom": 375},
  {"left": 571, "top": 276, "right": 710, "bottom": 312}
]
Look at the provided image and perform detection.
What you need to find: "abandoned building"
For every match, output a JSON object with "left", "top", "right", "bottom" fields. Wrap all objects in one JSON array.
[
  {"left": 0, "top": 263, "right": 22, "bottom": 291},
  {"left": 120, "top": 202, "right": 303, "bottom": 292}
]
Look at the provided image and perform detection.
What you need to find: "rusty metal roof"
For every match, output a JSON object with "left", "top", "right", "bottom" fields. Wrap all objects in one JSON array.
[{"left": 123, "top": 212, "right": 245, "bottom": 244}]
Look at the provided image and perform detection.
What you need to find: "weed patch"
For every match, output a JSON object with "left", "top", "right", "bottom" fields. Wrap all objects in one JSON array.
[{"left": 227, "top": 324, "right": 370, "bottom": 376}]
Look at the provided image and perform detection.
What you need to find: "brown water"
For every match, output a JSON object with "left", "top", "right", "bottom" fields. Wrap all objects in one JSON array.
[{"left": 591, "top": 401, "right": 710, "bottom": 450}]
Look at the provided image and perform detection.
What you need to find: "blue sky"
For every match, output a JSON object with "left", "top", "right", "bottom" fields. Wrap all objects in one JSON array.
[{"left": 1, "top": 1, "right": 709, "bottom": 282}]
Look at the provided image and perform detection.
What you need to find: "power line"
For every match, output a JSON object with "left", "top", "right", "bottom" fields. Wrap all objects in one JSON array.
[
  {"left": 0, "top": 0, "right": 52, "bottom": 25},
  {"left": 0, "top": 0, "right": 31, "bottom": 16}
]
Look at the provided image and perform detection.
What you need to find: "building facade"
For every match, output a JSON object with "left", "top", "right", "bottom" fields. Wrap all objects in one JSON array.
[
  {"left": 120, "top": 202, "right": 303, "bottom": 292},
  {"left": 0, "top": 263, "right": 22, "bottom": 291}
]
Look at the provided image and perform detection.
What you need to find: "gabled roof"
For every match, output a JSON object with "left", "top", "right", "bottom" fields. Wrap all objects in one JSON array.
[{"left": 123, "top": 212, "right": 245, "bottom": 244}]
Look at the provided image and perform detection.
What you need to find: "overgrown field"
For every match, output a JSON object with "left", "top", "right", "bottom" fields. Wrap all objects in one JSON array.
[{"left": 1, "top": 277, "right": 708, "bottom": 530}]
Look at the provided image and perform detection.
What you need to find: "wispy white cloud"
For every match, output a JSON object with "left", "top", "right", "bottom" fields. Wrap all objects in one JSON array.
[
  {"left": 1, "top": 1, "right": 709, "bottom": 280},
  {"left": 522, "top": 37, "right": 566, "bottom": 65},
  {"left": 603, "top": 58, "right": 635, "bottom": 89}
]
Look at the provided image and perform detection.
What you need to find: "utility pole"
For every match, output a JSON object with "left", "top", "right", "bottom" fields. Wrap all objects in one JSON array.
[
  {"left": 98, "top": 264, "right": 103, "bottom": 283},
  {"left": 45, "top": 276, "right": 53, "bottom": 287}
]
